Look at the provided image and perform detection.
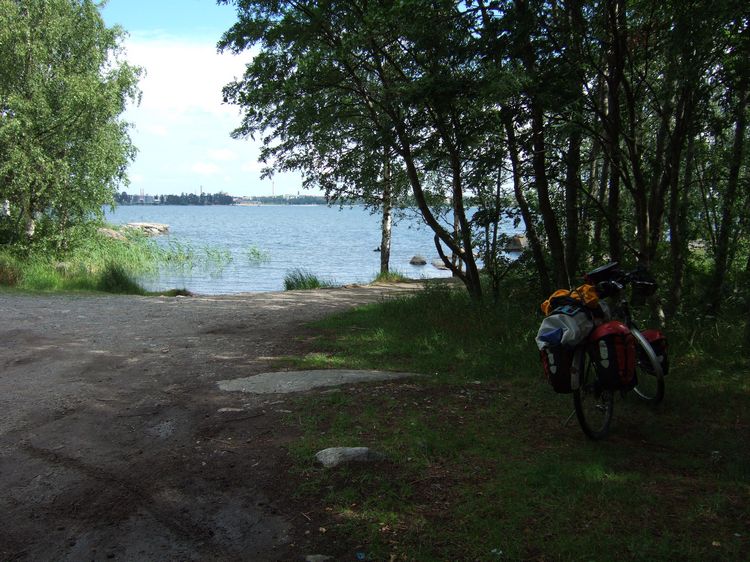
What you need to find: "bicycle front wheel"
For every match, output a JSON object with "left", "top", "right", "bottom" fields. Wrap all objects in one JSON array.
[
  {"left": 573, "top": 350, "right": 614, "bottom": 440},
  {"left": 631, "top": 328, "right": 665, "bottom": 404}
]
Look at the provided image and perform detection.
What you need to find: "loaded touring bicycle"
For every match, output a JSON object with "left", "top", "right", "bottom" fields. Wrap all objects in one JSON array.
[{"left": 537, "top": 263, "right": 667, "bottom": 440}]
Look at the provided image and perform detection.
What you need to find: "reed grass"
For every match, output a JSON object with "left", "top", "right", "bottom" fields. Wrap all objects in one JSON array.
[
  {"left": 284, "top": 268, "right": 335, "bottom": 290},
  {"left": 0, "top": 225, "right": 201, "bottom": 294}
]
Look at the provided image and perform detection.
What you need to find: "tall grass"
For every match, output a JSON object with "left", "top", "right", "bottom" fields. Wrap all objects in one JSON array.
[
  {"left": 372, "top": 269, "right": 409, "bottom": 283},
  {"left": 0, "top": 223, "right": 237, "bottom": 294},
  {"left": 1, "top": 226, "right": 165, "bottom": 294},
  {"left": 284, "top": 268, "right": 336, "bottom": 290}
]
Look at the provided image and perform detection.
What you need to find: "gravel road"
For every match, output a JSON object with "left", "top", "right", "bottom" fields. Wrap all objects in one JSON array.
[{"left": 0, "top": 283, "right": 421, "bottom": 561}]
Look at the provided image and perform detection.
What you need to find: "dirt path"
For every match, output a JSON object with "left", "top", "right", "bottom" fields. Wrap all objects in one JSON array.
[{"left": 0, "top": 283, "right": 421, "bottom": 561}]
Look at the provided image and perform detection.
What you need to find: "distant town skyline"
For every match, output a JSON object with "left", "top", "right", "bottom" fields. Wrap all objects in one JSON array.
[{"left": 101, "top": 0, "right": 309, "bottom": 197}]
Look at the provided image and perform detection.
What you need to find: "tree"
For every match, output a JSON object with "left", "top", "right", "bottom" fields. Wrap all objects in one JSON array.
[
  {"left": 220, "top": 0, "right": 496, "bottom": 299},
  {"left": 0, "top": 0, "right": 140, "bottom": 250},
  {"left": 221, "top": 0, "right": 748, "bottom": 314}
]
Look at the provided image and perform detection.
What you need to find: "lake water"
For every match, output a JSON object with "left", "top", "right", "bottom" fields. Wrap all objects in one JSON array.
[{"left": 106, "top": 204, "right": 457, "bottom": 294}]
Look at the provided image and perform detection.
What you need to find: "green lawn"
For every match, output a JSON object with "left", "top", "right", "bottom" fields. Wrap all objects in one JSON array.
[{"left": 279, "top": 282, "right": 749, "bottom": 561}]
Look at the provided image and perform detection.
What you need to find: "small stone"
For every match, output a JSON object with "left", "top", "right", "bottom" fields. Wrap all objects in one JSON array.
[
  {"left": 305, "top": 556, "right": 333, "bottom": 562},
  {"left": 315, "top": 447, "right": 385, "bottom": 468}
]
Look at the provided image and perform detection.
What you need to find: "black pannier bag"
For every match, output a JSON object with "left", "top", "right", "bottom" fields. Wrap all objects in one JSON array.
[
  {"left": 586, "top": 321, "right": 636, "bottom": 390},
  {"left": 540, "top": 346, "right": 575, "bottom": 394},
  {"left": 639, "top": 329, "right": 669, "bottom": 376}
]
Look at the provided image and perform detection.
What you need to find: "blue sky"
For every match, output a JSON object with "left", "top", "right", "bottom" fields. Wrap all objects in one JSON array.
[{"left": 101, "top": 0, "right": 304, "bottom": 197}]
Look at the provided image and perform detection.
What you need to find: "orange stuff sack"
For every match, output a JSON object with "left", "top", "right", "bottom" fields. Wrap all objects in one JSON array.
[{"left": 541, "top": 284, "right": 600, "bottom": 316}]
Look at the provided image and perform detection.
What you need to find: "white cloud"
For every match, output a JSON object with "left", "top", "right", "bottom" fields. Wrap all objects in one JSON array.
[
  {"left": 191, "top": 162, "right": 220, "bottom": 175},
  {"left": 143, "top": 123, "right": 169, "bottom": 137},
  {"left": 240, "top": 160, "right": 265, "bottom": 173},
  {"left": 208, "top": 148, "right": 238, "bottom": 161},
  {"left": 115, "top": 33, "right": 308, "bottom": 196},
  {"left": 123, "top": 34, "right": 249, "bottom": 118}
]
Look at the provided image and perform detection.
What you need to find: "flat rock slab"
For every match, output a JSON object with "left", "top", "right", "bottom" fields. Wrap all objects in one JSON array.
[
  {"left": 315, "top": 447, "right": 385, "bottom": 468},
  {"left": 217, "top": 369, "right": 418, "bottom": 394}
]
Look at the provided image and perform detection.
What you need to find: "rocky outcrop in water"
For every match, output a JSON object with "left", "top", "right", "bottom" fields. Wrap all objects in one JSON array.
[{"left": 125, "top": 222, "right": 169, "bottom": 235}]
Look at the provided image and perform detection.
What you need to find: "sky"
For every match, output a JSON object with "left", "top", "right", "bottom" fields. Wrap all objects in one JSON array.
[{"left": 101, "top": 0, "right": 305, "bottom": 197}]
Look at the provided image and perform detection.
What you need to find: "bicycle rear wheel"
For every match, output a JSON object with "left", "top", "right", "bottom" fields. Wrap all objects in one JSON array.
[
  {"left": 631, "top": 328, "right": 665, "bottom": 404},
  {"left": 573, "top": 350, "right": 614, "bottom": 440}
]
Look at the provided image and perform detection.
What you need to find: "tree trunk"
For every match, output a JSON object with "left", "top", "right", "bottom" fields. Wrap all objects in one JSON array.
[
  {"left": 603, "top": 0, "right": 626, "bottom": 264},
  {"left": 380, "top": 153, "right": 392, "bottom": 275},
  {"left": 708, "top": 76, "right": 748, "bottom": 313},
  {"left": 503, "top": 110, "right": 552, "bottom": 296},
  {"left": 393, "top": 121, "right": 483, "bottom": 300},
  {"left": 667, "top": 132, "right": 695, "bottom": 317},
  {"left": 517, "top": 0, "right": 568, "bottom": 286},
  {"left": 565, "top": 128, "right": 582, "bottom": 281},
  {"left": 744, "top": 250, "right": 750, "bottom": 350}
]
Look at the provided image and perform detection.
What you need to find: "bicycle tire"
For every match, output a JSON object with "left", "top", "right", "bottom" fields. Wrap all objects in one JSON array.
[
  {"left": 573, "top": 349, "right": 614, "bottom": 440},
  {"left": 631, "top": 328, "right": 665, "bottom": 404}
]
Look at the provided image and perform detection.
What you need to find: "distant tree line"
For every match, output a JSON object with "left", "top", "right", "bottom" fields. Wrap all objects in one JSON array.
[
  {"left": 248, "top": 195, "right": 328, "bottom": 205},
  {"left": 115, "top": 192, "right": 234, "bottom": 205}
]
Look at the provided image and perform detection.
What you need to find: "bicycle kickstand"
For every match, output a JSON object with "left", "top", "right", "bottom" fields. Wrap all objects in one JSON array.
[{"left": 563, "top": 409, "right": 576, "bottom": 427}]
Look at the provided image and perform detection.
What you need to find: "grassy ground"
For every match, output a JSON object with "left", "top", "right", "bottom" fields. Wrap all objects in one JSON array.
[{"left": 279, "top": 281, "right": 749, "bottom": 561}]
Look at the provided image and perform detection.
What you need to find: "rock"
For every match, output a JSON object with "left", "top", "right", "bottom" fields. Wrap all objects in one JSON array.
[
  {"left": 97, "top": 227, "right": 127, "bottom": 241},
  {"left": 409, "top": 255, "right": 427, "bottom": 265},
  {"left": 315, "top": 447, "right": 385, "bottom": 468},
  {"left": 431, "top": 259, "right": 449, "bottom": 270},
  {"left": 218, "top": 369, "right": 418, "bottom": 394},
  {"left": 125, "top": 222, "right": 169, "bottom": 235},
  {"left": 305, "top": 556, "right": 333, "bottom": 562},
  {"left": 504, "top": 234, "right": 528, "bottom": 252}
]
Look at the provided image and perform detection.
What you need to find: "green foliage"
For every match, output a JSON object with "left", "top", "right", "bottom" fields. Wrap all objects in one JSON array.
[
  {"left": 220, "top": 0, "right": 750, "bottom": 311},
  {"left": 0, "top": 0, "right": 140, "bottom": 250},
  {"left": 283, "top": 268, "right": 335, "bottom": 291}
]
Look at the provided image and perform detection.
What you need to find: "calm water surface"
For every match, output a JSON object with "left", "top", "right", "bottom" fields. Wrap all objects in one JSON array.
[{"left": 107, "top": 205, "right": 455, "bottom": 294}]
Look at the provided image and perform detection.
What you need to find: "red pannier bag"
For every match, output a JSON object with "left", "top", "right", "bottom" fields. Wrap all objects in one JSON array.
[
  {"left": 639, "top": 329, "right": 668, "bottom": 376},
  {"left": 540, "top": 346, "right": 575, "bottom": 393},
  {"left": 587, "top": 321, "right": 636, "bottom": 390}
]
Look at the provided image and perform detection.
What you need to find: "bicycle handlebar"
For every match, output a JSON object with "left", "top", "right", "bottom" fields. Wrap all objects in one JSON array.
[{"left": 586, "top": 263, "right": 657, "bottom": 299}]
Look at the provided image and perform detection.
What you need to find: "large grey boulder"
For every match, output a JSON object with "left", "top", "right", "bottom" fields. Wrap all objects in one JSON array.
[
  {"left": 409, "top": 255, "right": 427, "bottom": 265},
  {"left": 315, "top": 447, "right": 385, "bottom": 468}
]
